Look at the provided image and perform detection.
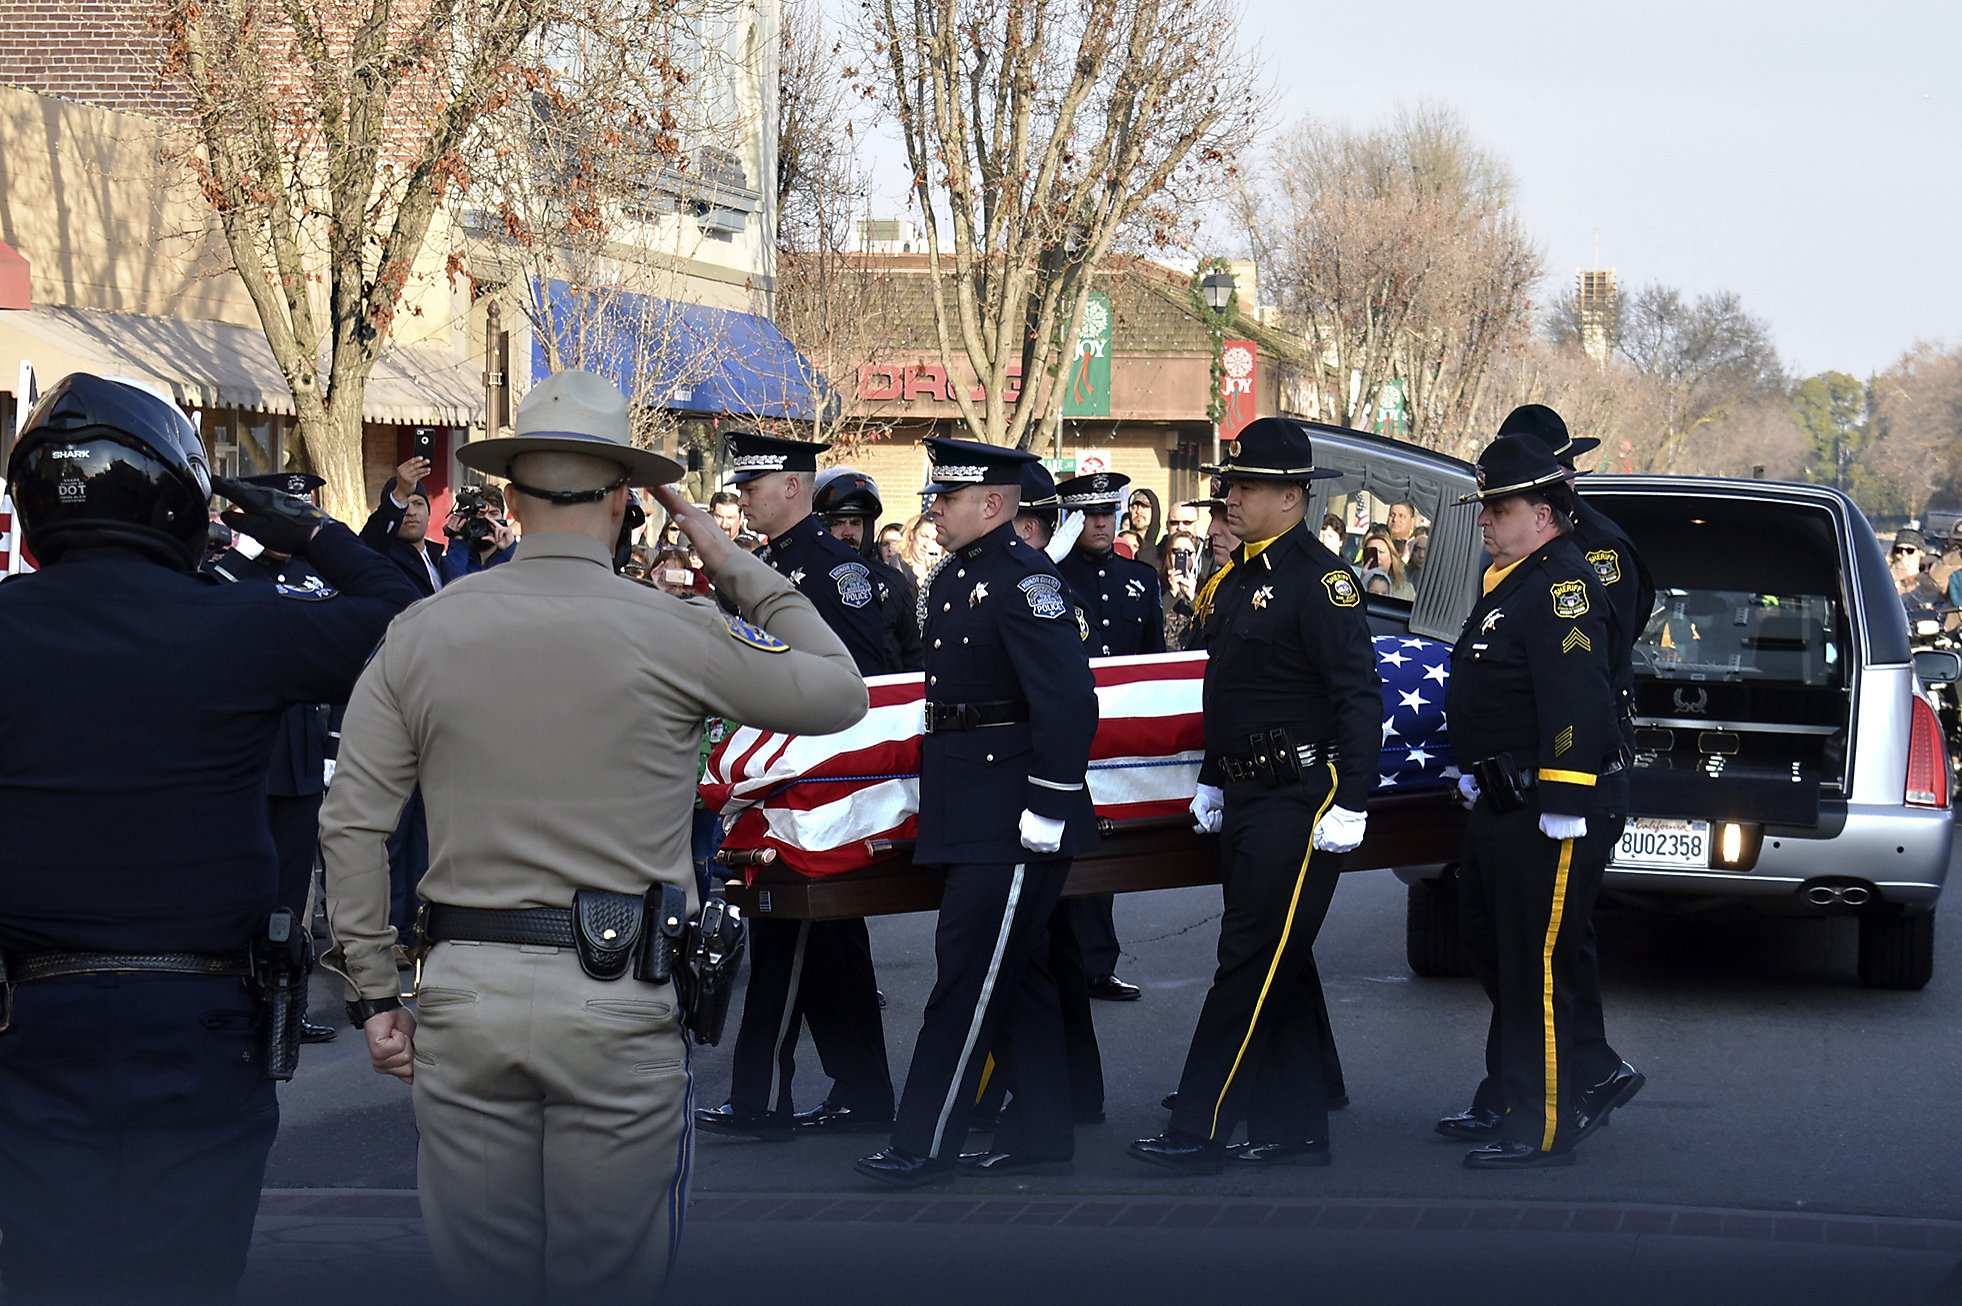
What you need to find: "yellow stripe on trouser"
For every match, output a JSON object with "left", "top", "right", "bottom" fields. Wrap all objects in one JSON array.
[
  {"left": 1209, "top": 762, "right": 1339, "bottom": 1140},
  {"left": 1540, "top": 837, "right": 1576, "bottom": 1152},
  {"left": 974, "top": 1054, "right": 996, "bottom": 1103}
]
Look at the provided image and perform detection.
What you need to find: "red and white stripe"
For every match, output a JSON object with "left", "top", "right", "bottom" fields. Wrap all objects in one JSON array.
[{"left": 701, "top": 652, "right": 1207, "bottom": 878}]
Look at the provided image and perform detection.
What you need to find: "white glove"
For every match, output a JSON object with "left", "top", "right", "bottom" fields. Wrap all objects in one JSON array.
[
  {"left": 1539, "top": 813, "right": 1588, "bottom": 841},
  {"left": 1454, "top": 774, "right": 1481, "bottom": 811},
  {"left": 1189, "top": 783, "right": 1224, "bottom": 834},
  {"left": 1312, "top": 804, "right": 1368, "bottom": 853},
  {"left": 322, "top": 758, "right": 337, "bottom": 787},
  {"left": 1018, "top": 809, "right": 1065, "bottom": 854}
]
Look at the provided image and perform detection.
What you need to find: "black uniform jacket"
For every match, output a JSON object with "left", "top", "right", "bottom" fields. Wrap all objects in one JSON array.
[
  {"left": 0, "top": 523, "right": 417, "bottom": 954},
  {"left": 206, "top": 547, "right": 335, "bottom": 798},
  {"left": 1446, "top": 534, "right": 1617, "bottom": 820},
  {"left": 870, "top": 553, "right": 923, "bottom": 670},
  {"left": 1057, "top": 547, "right": 1166, "bottom": 657},
  {"left": 1572, "top": 495, "right": 1655, "bottom": 732},
  {"left": 915, "top": 523, "right": 1100, "bottom": 864},
  {"left": 1197, "top": 520, "right": 1381, "bottom": 812},
  {"left": 759, "top": 513, "right": 903, "bottom": 676}
]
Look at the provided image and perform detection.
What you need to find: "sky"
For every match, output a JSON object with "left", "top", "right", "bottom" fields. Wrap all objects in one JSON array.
[
  {"left": 1229, "top": 0, "right": 1961, "bottom": 379},
  {"left": 850, "top": 0, "right": 1960, "bottom": 381}
]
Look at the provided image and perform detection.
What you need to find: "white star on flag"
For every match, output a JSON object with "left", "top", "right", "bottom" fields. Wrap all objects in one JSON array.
[
  {"left": 1405, "top": 747, "right": 1433, "bottom": 767},
  {"left": 1380, "top": 649, "right": 1409, "bottom": 668},
  {"left": 1424, "top": 663, "right": 1449, "bottom": 686},
  {"left": 1400, "top": 637, "right": 1426, "bottom": 648},
  {"left": 1377, "top": 773, "right": 1400, "bottom": 788},
  {"left": 1382, "top": 716, "right": 1400, "bottom": 742},
  {"left": 1398, "top": 687, "right": 1428, "bottom": 712}
]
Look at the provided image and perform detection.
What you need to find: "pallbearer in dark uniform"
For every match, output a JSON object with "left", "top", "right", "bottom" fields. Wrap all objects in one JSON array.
[
  {"left": 857, "top": 438, "right": 1100, "bottom": 1186},
  {"left": 1130, "top": 418, "right": 1379, "bottom": 1174},
  {"left": 1440, "top": 434, "right": 1627, "bottom": 1168},
  {"left": 206, "top": 470, "right": 342, "bottom": 1044},
  {"left": 813, "top": 466, "right": 924, "bottom": 669},
  {"left": 697, "top": 427, "right": 899, "bottom": 1141},
  {"left": 0, "top": 374, "right": 416, "bottom": 1302},
  {"left": 1053, "top": 470, "right": 1161, "bottom": 1002},
  {"left": 1457, "top": 404, "right": 1648, "bottom": 1142}
]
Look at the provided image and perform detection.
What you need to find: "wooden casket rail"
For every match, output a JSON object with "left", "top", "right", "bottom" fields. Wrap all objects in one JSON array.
[{"left": 719, "top": 789, "right": 1465, "bottom": 921}]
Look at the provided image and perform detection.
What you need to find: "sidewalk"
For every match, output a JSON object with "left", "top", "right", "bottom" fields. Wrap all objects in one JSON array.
[{"left": 249, "top": 1187, "right": 1962, "bottom": 1306}]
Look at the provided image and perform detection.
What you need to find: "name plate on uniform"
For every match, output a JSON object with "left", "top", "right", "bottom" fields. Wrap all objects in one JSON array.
[{"left": 1614, "top": 817, "right": 1711, "bottom": 870}]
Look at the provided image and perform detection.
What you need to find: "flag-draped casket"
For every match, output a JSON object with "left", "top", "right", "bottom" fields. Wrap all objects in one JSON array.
[{"left": 700, "top": 637, "right": 1459, "bottom": 878}]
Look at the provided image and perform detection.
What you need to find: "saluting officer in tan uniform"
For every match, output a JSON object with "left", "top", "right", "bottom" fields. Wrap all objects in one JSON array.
[{"left": 321, "top": 370, "right": 869, "bottom": 1298}]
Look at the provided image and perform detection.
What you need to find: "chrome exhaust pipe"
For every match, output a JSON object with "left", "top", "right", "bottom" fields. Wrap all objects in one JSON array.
[
  {"left": 1839, "top": 885, "right": 1872, "bottom": 907},
  {"left": 1805, "top": 885, "right": 1843, "bottom": 906}
]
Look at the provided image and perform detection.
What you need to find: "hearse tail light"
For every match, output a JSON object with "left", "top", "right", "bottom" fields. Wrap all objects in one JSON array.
[
  {"left": 1710, "top": 821, "right": 1762, "bottom": 870},
  {"left": 1719, "top": 823, "right": 1743, "bottom": 865},
  {"left": 1906, "top": 696, "right": 1948, "bottom": 809}
]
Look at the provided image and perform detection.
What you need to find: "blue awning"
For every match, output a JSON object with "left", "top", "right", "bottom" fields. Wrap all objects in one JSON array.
[{"left": 530, "top": 279, "right": 833, "bottom": 422}]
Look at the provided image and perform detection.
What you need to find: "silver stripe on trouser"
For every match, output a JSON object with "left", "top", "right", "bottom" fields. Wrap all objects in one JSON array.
[
  {"left": 766, "top": 921, "right": 811, "bottom": 1111},
  {"left": 927, "top": 864, "right": 1025, "bottom": 1156}
]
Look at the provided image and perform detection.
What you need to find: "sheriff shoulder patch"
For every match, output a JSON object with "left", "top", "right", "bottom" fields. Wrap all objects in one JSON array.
[
  {"left": 723, "top": 614, "right": 789, "bottom": 653},
  {"left": 1551, "top": 579, "right": 1589, "bottom": 619},
  {"left": 1322, "top": 569, "right": 1361, "bottom": 608},
  {"left": 1585, "top": 549, "right": 1622, "bottom": 586}
]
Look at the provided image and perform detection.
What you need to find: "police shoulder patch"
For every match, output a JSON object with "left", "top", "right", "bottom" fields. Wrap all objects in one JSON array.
[
  {"left": 1321, "top": 569, "right": 1361, "bottom": 608},
  {"left": 275, "top": 582, "right": 339, "bottom": 601},
  {"left": 1019, "top": 573, "right": 1068, "bottom": 620},
  {"left": 1550, "top": 579, "right": 1589, "bottom": 619},
  {"left": 722, "top": 613, "right": 789, "bottom": 652},
  {"left": 1585, "top": 548, "right": 1622, "bottom": 586},
  {"left": 831, "top": 560, "right": 874, "bottom": 609}
]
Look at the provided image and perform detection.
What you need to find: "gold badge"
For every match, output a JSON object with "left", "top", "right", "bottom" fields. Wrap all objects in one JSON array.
[
  {"left": 1252, "top": 585, "right": 1274, "bottom": 609},
  {"left": 1322, "top": 570, "right": 1360, "bottom": 608},
  {"left": 1551, "top": 580, "right": 1589, "bottom": 619},
  {"left": 1586, "top": 549, "right": 1622, "bottom": 586}
]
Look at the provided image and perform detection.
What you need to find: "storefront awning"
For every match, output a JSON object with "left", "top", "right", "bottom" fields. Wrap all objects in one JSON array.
[
  {"left": 0, "top": 304, "right": 482, "bottom": 425},
  {"left": 532, "top": 279, "right": 833, "bottom": 422}
]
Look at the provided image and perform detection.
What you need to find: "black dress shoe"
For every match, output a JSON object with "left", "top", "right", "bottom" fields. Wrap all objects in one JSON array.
[
  {"left": 300, "top": 1018, "right": 339, "bottom": 1045},
  {"left": 1571, "top": 1061, "right": 1646, "bottom": 1145},
  {"left": 957, "top": 1150, "right": 1074, "bottom": 1176},
  {"left": 793, "top": 1100, "right": 893, "bottom": 1134},
  {"left": 1435, "top": 1106, "right": 1504, "bottom": 1142},
  {"left": 1464, "top": 1140, "right": 1575, "bottom": 1169},
  {"left": 1127, "top": 1130, "right": 1224, "bottom": 1175},
  {"left": 695, "top": 1103, "right": 795, "bottom": 1141},
  {"left": 855, "top": 1147, "right": 953, "bottom": 1188},
  {"left": 1087, "top": 974, "right": 1142, "bottom": 1002},
  {"left": 1229, "top": 1139, "right": 1331, "bottom": 1167}
]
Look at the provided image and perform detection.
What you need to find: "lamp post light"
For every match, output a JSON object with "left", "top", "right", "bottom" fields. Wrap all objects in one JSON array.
[{"left": 1199, "top": 266, "right": 1236, "bottom": 468}]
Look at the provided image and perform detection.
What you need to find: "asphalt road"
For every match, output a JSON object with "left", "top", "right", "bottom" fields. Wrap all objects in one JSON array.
[{"left": 271, "top": 836, "right": 1962, "bottom": 1226}]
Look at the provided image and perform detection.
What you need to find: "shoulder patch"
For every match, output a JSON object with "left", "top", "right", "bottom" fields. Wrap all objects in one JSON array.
[
  {"left": 1550, "top": 579, "right": 1590, "bottom": 619},
  {"left": 1019, "top": 573, "right": 1068, "bottom": 620},
  {"left": 1585, "top": 548, "right": 1622, "bottom": 586},
  {"left": 722, "top": 613, "right": 789, "bottom": 653},
  {"left": 830, "top": 560, "right": 874, "bottom": 609},
  {"left": 275, "top": 582, "right": 339, "bottom": 601},
  {"left": 1322, "top": 569, "right": 1361, "bottom": 608}
]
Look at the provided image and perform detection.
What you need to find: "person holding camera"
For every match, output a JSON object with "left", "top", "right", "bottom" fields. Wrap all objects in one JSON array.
[
  {"left": 321, "top": 370, "right": 868, "bottom": 1298},
  {"left": 359, "top": 454, "right": 447, "bottom": 596},
  {"left": 439, "top": 482, "right": 516, "bottom": 581}
]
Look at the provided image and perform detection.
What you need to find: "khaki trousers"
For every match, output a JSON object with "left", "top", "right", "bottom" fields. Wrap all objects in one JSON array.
[{"left": 411, "top": 940, "right": 692, "bottom": 1303}]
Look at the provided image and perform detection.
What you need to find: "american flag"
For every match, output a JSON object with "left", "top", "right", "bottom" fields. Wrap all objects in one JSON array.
[{"left": 701, "top": 639, "right": 1459, "bottom": 878}]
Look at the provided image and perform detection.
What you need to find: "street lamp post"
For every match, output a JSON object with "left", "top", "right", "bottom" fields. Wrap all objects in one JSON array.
[{"left": 1198, "top": 265, "right": 1237, "bottom": 468}]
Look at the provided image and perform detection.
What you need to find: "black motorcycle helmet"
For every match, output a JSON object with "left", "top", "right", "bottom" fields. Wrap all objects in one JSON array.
[
  {"left": 813, "top": 467, "right": 883, "bottom": 523},
  {"left": 7, "top": 373, "right": 212, "bottom": 569}
]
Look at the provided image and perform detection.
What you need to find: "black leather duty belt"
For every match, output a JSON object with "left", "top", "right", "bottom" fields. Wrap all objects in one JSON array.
[
  {"left": 6, "top": 949, "right": 253, "bottom": 984},
  {"left": 924, "top": 700, "right": 1028, "bottom": 734},
  {"left": 424, "top": 904, "right": 576, "bottom": 948},
  {"left": 1218, "top": 742, "right": 1340, "bottom": 785}
]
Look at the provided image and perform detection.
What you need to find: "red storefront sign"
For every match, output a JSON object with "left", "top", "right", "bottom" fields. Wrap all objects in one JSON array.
[
  {"left": 1219, "top": 339, "right": 1257, "bottom": 442},
  {"left": 858, "top": 362, "right": 1024, "bottom": 406}
]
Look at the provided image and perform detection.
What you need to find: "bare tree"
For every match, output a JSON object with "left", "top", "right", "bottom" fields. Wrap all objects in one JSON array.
[
  {"left": 1598, "top": 284, "right": 1783, "bottom": 471},
  {"left": 860, "top": 0, "right": 1259, "bottom": 451},
  {"left": 1247, "top": 105, "right": 1541, "bottom": 450},
  {"left": 1870, "top": 342, "right": 1962, "bottom": 518}
]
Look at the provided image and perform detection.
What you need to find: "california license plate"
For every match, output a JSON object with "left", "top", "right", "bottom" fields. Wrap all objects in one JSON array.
[{"left": 1614, "top": 817, "right": 1711, "bottom": 869}]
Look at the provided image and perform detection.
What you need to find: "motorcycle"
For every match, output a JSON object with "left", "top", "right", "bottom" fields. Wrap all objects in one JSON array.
[{"left": 1906, "top": 604, "right": 1962, "bottom": 799}]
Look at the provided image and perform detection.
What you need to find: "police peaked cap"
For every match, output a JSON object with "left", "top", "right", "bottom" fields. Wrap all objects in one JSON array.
[
  {"left": 1019, "top": 461, "right": 1062, "bottom": 512},
  {"left": 1497, "top": 403, "right": 1599, "bottom": 464},
  {"left": 240, "top": 470, "right": 326, "bottom": 497},
  {"left": 1458, "top": 434, "right": 1569, "bottom": 503},
  {"left": 920, "top": 436, "right": 1038, "bottom": 494},
  {"left": 1053, "top": 471, "right": 1130, "bottom": 510},
  {"left": 726, "top": 426, "right": 828, "bottom": 485},
  {"left": 1201, "top": 417, "right": 1343, "bottom": 483}
]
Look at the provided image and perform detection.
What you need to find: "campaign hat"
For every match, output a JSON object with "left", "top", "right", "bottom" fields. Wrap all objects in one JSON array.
[
  {"left": 1019, "top": 461, "right": 1062, "bottom": 512},
  {"left": 1458, "top": 433, "right": 1569, "bottom": 504},
  {"left": 1497, "top": 403, "right": 1599, "bottom": 464},
  {"left": 456, "top": 369, "right": 683, "bottom": 488},
  {"left": 1200, "top": 417, "right": 1343, "bottom": 482}
]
